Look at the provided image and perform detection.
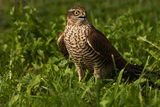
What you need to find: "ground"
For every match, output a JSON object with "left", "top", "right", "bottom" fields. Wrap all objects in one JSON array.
[{"left": 0, "top": 0, "right": 160, "bottom": 106}]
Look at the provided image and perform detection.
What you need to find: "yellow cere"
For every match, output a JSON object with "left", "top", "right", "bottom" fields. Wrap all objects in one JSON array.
[{"left": 74, "top": 10, "right": 80, "bottom": 15}]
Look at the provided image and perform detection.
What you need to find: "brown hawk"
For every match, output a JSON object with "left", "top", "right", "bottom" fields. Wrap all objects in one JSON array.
[{"left": 57, "top": 7, "right": 143, "bottom": 82}]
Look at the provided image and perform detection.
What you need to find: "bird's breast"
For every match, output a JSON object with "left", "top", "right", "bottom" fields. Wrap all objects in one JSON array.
[
  {"left": 63, "top": 25, "right": 104, "bottom": 70},
  {"left": 64, "top": 25, "right": 92, "bottom": 58},
  {"left": 64, "top": 25, "right": 90, "bottom": 51}
]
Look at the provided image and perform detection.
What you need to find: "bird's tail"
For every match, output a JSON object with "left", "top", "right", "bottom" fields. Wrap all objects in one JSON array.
[
  {"left": 122, "top": 64, "right": 145, "bottom": 79},
  {"left": 125, "top": 64, "right": 144, "bottom": 74},
  {"left": 123, "top": 63, "right": 160, "bottom": 85},
  {"left": 124, "top": 63, "right": 160, "bottom": 77}
]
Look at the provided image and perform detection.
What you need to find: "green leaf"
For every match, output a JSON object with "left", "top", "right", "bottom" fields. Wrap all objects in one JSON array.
[
  {"left": 53, "top": 64, "right": 59, "bottom": 72},
  {"left": 8, "top": 94, "right": 19, "bottom": 107}
]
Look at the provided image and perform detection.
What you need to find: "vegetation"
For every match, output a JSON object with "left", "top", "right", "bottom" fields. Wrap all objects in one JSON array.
[{"left": 0, "top": 0, "right": 160, "bottom": 106}]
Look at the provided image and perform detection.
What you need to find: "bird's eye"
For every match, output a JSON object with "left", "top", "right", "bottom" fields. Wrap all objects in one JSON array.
[
  {"left": 82, "top": 12, "right": 85, "bottom": 15},
  {"left": 74, "top": 10, "right": 80, "bottom": 16}
]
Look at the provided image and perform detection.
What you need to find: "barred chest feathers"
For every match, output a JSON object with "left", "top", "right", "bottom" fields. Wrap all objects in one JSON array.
[
  {"left": 64, "top": 25, "right": 90, "bottom": 57},
  {"left": 64, "top": 25, "right": 90, "bottom": 49},
  {"left": 63, "top": 25, "right": 104, "bottom": 70}
]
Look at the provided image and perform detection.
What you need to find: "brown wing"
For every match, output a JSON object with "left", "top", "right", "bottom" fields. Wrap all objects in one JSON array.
[
  {"left": 57, "top": 32, "right": 69, "bottom": 59},
  {"left": 87, "top": 27, "right": 127, "bottom": 70}
]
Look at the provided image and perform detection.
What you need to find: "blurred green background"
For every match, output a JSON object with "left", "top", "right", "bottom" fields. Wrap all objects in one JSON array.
[{"left": 0, "top": 0, "right": 160, "bottom": 106}]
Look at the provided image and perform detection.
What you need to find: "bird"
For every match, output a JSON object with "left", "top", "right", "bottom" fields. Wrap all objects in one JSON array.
[{"left": 57, "top": 6, "right": 143, "bottom": 82}]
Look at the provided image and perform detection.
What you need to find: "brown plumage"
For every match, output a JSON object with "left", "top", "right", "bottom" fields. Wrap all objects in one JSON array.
[{"left": 57, "top": 6, "right": 142, "bottom": 82}]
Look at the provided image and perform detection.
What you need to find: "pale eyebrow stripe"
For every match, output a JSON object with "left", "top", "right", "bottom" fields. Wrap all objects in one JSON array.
[{"left": 68, "top": 9, "right": 75, "bottom": 12}]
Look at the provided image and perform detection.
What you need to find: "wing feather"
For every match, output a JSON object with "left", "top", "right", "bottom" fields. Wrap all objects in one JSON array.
[
  {"left": 57, "top": 32, "right": 69, "bottom": 59},
  {"left": 87, "top": 27, "right": 127, "bottom": 69}
]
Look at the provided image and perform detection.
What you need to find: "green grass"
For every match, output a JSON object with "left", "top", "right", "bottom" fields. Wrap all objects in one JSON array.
[{"left": 0, "top": 0, "right": 160, "bottom": 106}]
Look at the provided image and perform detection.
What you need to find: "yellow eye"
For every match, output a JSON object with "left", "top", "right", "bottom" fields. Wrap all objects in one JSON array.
[
  {"left": 74, "top": 10, "right": 80, "bottom": 16},
  {"left": 82, "top": 12, "right": 85, "bottom": 15}
]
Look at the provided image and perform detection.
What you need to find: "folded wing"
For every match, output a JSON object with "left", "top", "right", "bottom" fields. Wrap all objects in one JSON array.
[
  {"left": 57, "top": 32, "right": 69, "bottom": 59},
  {"left": 87, "top": 27, "right": 127, "bottom": 70}
]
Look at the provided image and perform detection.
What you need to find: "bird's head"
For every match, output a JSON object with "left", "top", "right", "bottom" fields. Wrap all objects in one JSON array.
[{"left": 66, "top": 7, "right": 89, "bottom": 26}]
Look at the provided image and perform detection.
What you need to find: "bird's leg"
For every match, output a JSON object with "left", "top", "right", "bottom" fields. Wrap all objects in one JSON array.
[
  {"left": 75, "top": 63, "right": 85, "bottom": 82},
  {"left": 94, "top": 68, "right": 101, "bottom": 83}
]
